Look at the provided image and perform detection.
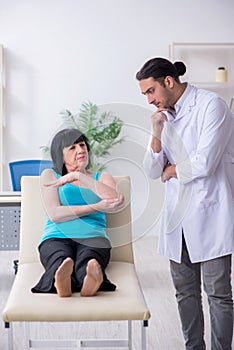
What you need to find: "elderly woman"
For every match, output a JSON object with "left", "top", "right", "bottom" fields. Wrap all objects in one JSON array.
[{"left": 31, "top": 128, "right": 124, "bottom": 297}]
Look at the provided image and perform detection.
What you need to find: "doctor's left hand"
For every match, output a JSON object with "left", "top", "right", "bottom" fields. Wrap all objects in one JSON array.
[{"left": 161, "top": 164, "right": 177, "bottom": 183}]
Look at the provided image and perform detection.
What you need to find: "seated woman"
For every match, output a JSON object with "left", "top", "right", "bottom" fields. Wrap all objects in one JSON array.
[{"left": 31, "top": 128, "right": 124, "bottom": 297}]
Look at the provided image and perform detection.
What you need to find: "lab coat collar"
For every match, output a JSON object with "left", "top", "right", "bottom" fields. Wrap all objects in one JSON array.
[{"left": 173, "top": 83, "right": 197, "bottom": 122}]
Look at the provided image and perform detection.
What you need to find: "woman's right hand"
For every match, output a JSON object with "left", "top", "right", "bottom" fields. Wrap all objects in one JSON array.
[{"left": 94, "top": 193, "right": 125, "bottom": 213}]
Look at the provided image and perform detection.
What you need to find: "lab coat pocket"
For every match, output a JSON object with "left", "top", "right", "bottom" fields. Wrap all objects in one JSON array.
[{"left": 195, "top": 184, "right": 218, "bottom": 210}]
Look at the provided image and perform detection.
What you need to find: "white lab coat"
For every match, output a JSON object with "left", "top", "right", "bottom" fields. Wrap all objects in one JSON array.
[{"left": 144, "top": 84, "right": 234, "bottom": 263}]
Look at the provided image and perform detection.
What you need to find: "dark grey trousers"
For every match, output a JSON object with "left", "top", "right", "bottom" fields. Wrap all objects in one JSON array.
[
  {"left": 31, "top": 237, "right": 116, "bottom": 293},
  {"left": 170, "top": 237, "right": 233, "bottom": 350}
]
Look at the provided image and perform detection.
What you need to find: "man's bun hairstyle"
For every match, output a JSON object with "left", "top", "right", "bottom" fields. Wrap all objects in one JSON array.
[
  {"left": 136, "top": 57, "right": 186, "bottom": 81},
  {"left": 174, "top": 61, "right": 186, "bottom": 77}
]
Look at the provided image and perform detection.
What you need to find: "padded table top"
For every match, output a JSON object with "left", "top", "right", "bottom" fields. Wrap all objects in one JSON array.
[{"left": 3, "top": 261, "right": 150, "bottom": 323}]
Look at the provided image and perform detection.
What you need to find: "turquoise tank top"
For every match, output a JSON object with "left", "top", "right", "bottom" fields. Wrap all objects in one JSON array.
[{"left": 41, "top": 171, "right": 109, "bottom": 242}]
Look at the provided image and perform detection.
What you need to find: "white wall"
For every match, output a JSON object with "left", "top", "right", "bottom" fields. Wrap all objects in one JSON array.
[{"left": 1, "top": 0, "right": 234, "bottom": 236}]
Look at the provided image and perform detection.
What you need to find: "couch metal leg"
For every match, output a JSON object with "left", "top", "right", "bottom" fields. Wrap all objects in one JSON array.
[
  {"left": 24, "top": 322, "right": 30, "bottom": 349},
  {"left": 128, "top": 320, "right": 132, "bottom": 350},
  {"left": 141, "top": 320, "right": 148, "bottom": 350},
  {"left": 5, "top": 322, "right": 13, "bottom": 350}
]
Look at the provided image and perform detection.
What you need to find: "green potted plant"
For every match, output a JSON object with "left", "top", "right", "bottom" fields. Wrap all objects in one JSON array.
[{"left": 42, "top": 101, "right": 125, "bottom": 172}]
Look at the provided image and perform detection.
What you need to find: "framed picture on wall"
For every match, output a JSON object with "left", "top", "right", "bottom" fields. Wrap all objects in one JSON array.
[{"left": 230, "top": 98, "right": 234, "bottom": 112}]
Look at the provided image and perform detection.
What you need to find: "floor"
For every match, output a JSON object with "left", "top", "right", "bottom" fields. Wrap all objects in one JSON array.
[{"left": 0, "top": 235, "right": 233, "bottom": 350}]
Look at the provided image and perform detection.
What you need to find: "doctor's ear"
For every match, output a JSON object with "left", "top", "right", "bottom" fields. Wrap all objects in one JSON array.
[{"left": 164, "top": 76, "right": 174, "bottom": 88}]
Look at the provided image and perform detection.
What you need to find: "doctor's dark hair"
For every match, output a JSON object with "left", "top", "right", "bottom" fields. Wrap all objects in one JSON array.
[
  {"left": 50, "top": 128, "right": 91, "bottom": 175},
  {"left": 136, "top": 57, "right": 186, "bottom": 84}
]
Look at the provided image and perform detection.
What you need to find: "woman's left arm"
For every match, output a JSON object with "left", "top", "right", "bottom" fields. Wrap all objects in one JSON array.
[{"left": 45, "top": 171, "right": 119, "bottom": 199}]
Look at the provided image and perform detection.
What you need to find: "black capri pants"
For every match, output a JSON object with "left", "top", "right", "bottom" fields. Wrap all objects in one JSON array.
[{"left": 31, "top": 237, "right": 116, "bottom": 294}]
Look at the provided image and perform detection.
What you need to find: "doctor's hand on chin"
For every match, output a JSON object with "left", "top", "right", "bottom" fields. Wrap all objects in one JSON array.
[{"left": 151, "top": 108, "right": 168, "bottom": 141}]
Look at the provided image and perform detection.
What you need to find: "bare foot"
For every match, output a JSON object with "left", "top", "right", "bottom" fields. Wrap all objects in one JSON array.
[
  {"left": 80, "top": 259, "right": 103, "bottom": 297},
  {"left": 54, "top": 257, "right": 74, "bottom": 297}
]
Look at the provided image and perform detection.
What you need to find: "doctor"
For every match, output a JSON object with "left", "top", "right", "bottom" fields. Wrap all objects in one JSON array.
[{"left": 136, "top": 57, "right": 234, "bottom": 350}]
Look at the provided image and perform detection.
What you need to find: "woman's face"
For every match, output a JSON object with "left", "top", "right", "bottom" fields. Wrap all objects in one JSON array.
[{"left": 63, "top": 140, "right": 89, "bottom": 172}]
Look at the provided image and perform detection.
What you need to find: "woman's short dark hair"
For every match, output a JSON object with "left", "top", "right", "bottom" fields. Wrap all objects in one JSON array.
[
  {"left": 50, "top": 128, "right": 91, "bottom": 175},
  {"left": 136, "top": 57, "right": 186, "bottom": 83}
]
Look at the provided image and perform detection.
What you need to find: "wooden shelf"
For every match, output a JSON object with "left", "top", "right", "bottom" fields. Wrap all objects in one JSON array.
[
  {"left": 169, "top": 42, "right": 234, "bottom": 60},
  {"left": 168, "top": 42, "right": 234, "bottom": 93}
]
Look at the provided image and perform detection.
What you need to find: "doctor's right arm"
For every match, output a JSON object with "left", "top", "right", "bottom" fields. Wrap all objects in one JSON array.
[
  {"left": 143, "top": 110, "right": 169, "bottom": 179},
  {"left": 143, "top": 135, "right": 168, "bottom": 179}
]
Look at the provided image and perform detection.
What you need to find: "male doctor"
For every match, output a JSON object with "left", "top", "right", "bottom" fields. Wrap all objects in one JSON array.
[{"left": 136, "top": 57, "right": 234, "bottom": 350}]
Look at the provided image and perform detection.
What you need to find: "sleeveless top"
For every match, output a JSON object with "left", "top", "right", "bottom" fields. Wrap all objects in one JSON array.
[{"left": 40, "top": 171, "right": 109, "bottom": 243}]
